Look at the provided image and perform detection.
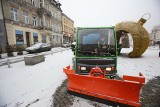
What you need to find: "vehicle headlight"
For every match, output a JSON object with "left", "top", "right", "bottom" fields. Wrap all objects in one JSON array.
[
  {"left": 81, "top": 67, "right": 86, "bottom": 71},
  {"left": 106, "top": 67, "right": 111, "bottom": 71}
]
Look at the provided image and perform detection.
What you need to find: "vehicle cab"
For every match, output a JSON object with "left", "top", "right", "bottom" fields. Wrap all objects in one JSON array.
[{"left": 74, "top": 27, "right": 117, "bottom": 78}]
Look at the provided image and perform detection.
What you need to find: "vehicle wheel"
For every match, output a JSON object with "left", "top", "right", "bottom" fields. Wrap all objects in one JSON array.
[
  {"left": 37, "top": 49, "right": 41, "bottom": 53},
  {"left": 28, "top": 52, "right": 32, "bottom": 54}
]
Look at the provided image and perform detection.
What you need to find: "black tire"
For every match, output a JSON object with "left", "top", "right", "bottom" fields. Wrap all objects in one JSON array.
[
  {"left": 36, "top": 49, "right": 41, "bottom": 53},
  {"left": 48, "top": 48, "right": 51, "bottom": 51}
]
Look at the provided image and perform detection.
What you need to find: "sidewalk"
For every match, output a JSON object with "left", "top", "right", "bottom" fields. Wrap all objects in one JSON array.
[{"left": 0, "top": 47, "right": 69, "bottom": 66}]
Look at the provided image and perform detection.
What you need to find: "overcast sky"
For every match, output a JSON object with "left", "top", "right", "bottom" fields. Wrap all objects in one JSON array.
[{"left": 59, "top": 0, "right": 160, "bottom": 33}]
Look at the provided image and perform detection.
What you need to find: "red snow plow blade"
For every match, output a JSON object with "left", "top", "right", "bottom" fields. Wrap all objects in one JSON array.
[{"left": 63, "top": 66, "right": 145, "bottom": 107}]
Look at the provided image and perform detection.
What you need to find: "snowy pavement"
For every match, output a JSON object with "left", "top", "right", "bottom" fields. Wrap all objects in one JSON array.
[
  {"left": 0, "top": 47, "right": 68, "bottom": 66},
  {"left": 0, "top": 49, "right": 73, "bottom": 107},
  {"left": 0, "top": 47, "right": 160, "bottom": 107},
  {"left": 118, "top": 46, "right": 160, "bottom": 82},
  {"left": 69, "top": 46, "right": 160, "bottom": 107}
]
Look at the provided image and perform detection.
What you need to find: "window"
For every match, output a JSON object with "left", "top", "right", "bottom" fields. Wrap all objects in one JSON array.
[
  {"left": 32, "top": 16, "right": 37, "bottom": 26},
  {"left": 39, "top": 0, "right": 42, "bottom": 8},
  {"left": 23, "top": 12, "right": 29, "bottom": 24},
  {"left": 55, "top": 25, "right": 58, "bottom": 32},
  {"left": 15, "top": 30, "right": 24, "bottom": 44},
  {"left": 156, "top": 31, "right": 160, "bottom": 39},
  {"left": 31, "top": 0, "right": 35, "bottom": 6},
  {"left": 42, "top": 35, "right": 46, "bottom": 43},
  {"left": 51, "top": 11, "right": 54, "bottom": 17},
  {"left": 52, "top": 24, "right": 54, "bottom": 31},
  {"left": 33, "top": 33, "right": 38, "bottom": 44},
  {"left": 47, "top": 5, "right": 49, "bottom": 10},
  {"left": 40, "top": 17, "right": 43, "bottom": 26},
  {"left": 154, "top": 34, "right": 156, "bottom": 39},
  {"left": 57, "top": 12, "right": 60, "bottom": 19},
  {"left": 58, "top": 24, "right": 61, "bottom": 32},
  {"left": 56, "top": 36, "right": 58, "bottom": 41},
  {"left": 78, "top": 28, "right": 116, "bottom": 57},
  {"left": 49, "top": 36, "right": 52, "bottom": 41},
  {"left": 55, "top": 12, "right": 57, "bottom": 18},
  {"left": 57, "top": 25, "right": 59, "bottom": 32},
  {"left": 10, "top": 8, "right": 18, "bottom": 21},
  {"left": 46, "top": 20, "right": 49, "bottom": 27}
]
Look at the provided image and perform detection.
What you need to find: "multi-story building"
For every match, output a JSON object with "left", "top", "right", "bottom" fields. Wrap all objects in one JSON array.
[
  {"left": 62, "top": 13, "right": 74, "bottom": 43},
  {"left": 2, "top": 0, "right": 62, "bottom": 48},
  {"left": 149, "top": 25, "right": 160, "bottom": 46},
  {"left": 0, "top": 0, "right": 7, "bottom": 50}
]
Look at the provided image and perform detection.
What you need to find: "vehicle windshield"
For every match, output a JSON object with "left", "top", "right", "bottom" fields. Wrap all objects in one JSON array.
[{"left": 77, "top": 28, "right": 116, "bottom": 57}]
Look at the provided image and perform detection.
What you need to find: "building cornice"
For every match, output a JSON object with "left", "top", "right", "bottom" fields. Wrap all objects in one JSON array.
[
  {"left": 5, "top": 18, "right": 52, "bottom": 31},
  {"left": 8, "top": 1, "right": 19, "bottom": 9},
  {"left": 62, "top": 13, "right": 74, "bottom": 22}
]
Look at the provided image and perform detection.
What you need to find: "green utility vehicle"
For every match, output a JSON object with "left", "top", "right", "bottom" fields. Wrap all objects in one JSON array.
[{"left": 71, "top": 27, "right": 117, "bottom": 78}]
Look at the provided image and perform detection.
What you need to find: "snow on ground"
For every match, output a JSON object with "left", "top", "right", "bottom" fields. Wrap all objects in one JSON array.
[
  {"left": 0, "top": 47, "right": 65, "bottom": 63},
  {"left": 0, "top": 50, "right": 73, "bottom": 107},
  {"left": 71, "top": 46, "right": 160, "bottom": 107},
  {"left": 71, "top": 97, "right": 94, "bottom": 107},
  {"left": 118, "top": 46, "right": 160, "bottom": 82},
  {"left": 0, "top": 46, "right": 160, "bottom": 107}
]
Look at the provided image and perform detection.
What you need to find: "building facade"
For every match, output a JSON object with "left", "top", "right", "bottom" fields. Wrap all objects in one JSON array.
[
  {"left": 2, "top": 0, "right": 62, "bottom": 48},
  {"left": 149, "top": 25, "right": 160, "bottom": 46},
  {"left": 62, "top": 13, "right": 74, "bottom": 43},
  {"left": 0, "top": 0, "right": 7, "bottom": 50}
]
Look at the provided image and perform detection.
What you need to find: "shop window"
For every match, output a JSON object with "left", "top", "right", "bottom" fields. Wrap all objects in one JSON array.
[
  {"left": 15, "top": 30, "right": 24, "bottom": 44},
  {"left": 33, "top": 33, "right": 38, "bottom": 44}
]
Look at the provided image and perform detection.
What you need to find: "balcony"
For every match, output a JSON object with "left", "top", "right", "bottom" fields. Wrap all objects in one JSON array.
[
  {"left": 45, "top": 27, "right": 52, "bottom": 31},
  {"left": 36, "top": 8, "right": 52, "bottom": 17},
  {"left": 37, "top": 26, "right": 45, "bottom": 30},
  {"left": 17, "top": 0, "right": 33, "bottom": 9}
]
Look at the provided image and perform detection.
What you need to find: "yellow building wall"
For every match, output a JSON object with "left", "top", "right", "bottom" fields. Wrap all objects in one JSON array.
[{"left": 6, "top": 23, "right": 42, "bottom": 47}]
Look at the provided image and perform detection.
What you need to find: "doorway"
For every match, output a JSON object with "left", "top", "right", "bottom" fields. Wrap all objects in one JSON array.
[{"left": 26, "top": 32, "right": 30, "bottom": 47}]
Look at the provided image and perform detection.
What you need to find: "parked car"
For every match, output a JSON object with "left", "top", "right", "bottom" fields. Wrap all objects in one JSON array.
[
  {"left": 62, "top": 42, "right": 71, "bottom": 48},
  {"left": 26, "top": 43, "right": 51, "bottom": 53},
  {"left": 70, "top": 42, "right": 76, "bottom": 51}
]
